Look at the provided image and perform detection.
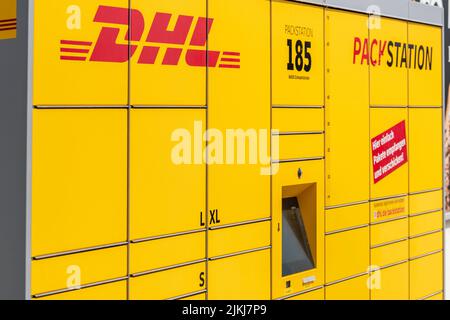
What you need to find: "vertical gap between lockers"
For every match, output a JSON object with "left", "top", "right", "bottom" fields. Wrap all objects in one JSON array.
[
  {"left": 441, "top": 15, "right": 446, "bottom": 301},
  {"left": 269, "top": 0, "right": 273, "bottom": 300},
  {"left": 323, "top": 7, "right": 327, "bottom": 298},
  {"left": 368, "top": 13, "right": 372, "bottom": 300},
  {"left": 126, "top": 0, "right": 131, "bottom": 301},
  {"left": 406, "top": 19, "right": 411, "bottom": 301},
  {"left": 205, "top": 0, "right": 209, "bottom": 301}
]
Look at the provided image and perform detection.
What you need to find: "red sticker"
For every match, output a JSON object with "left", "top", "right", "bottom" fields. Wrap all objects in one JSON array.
[{"left": 371, "top": 121, "right": 408, "bottom": 184}]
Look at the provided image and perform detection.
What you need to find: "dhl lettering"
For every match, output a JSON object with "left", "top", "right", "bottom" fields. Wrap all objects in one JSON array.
[
  {"left": 353, "top": 37, "right": 433, "bottom": 70},
  {"left": 59, "top": 5, "right": 240, "bottom": 69}
]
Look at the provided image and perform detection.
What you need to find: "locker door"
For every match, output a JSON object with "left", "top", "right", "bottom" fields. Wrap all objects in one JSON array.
[
  {"left": 410, "top": 231, "right": 443, "bottom": 259},
  {"left": 208, "top": 250, "right": 270, "bottom": 300},
  {"left": 370, "top": 108, "right": 408, "bottom": 199},
  {"left": 409, "top": 190, "right": 442, "bottom": 215},
  {"left": 410, "top": 211, "right": 443, "bottom": 237},
  {"left": 409, "top": 108, "right": 443, "bottom": 193},
  {"left": 325, "top": 203, "right": 369, "bottom": 233},
  {"left": 410, "top": 252, "right": 443, "bottom": 300},
  {"left": 208, "top": 221, "right": 270, "bottom": 258},
  {"left": 408, "top": 23, "right": 442, "bottom": 108},
  {"left": 325, "top": 227, "right": 369, "bottom": 284},
  {"left": 207, "top": 0, "right": 270, "bottom": 227},
  {"left": 130, "top": 232, "right": 206, "bottom": 274},
  {"left": 130, "top": 0, "right": 207, "bottom": 106},
  {"left": 371, "top": 219, "right": 408, "bottom": 248},
  {"left": 33, "top": 0, "right": 129, "bottom": 105},
  {"left": 325, "top": 9, "right": 369, "bottom": 207},
  {"left": 271, "top": 1, "right": 324, "bottom": 107},
  {"left": 31, "top": 109, "right": 127, "bottom": 257},
  {"left": 31, "top": 246, "right": 127, "bottom": 296},
  {"left": 371, "top": 263, "right": 409, "bottom": 300},
  {"left": 129, "top": 262, "right": 206, "bottom": 300},
  {"left": 130, "top": 109, "right": 206, "bottom": 240},
  {"left": 369, "top": 17, "right": 408, "bottom": 107}
]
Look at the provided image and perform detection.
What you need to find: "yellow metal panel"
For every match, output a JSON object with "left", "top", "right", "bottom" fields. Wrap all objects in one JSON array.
[
  {"left": 129, "top": 262, "right": 206, "bottom": 300},
  {"left": 0, "top": 0, "right": 16, "bottom": 40},
  {"left": 325, "top": 9, "right": 369, "bottom": 207},
  {"left": 371, "top": 240, "right": 408, "bottom": 268},
  {"left": 370, "top": 197, "right": 408, "bottom": 224},
  {"left": 130, "top": 109, "right": 206, "bottom": 240},
  {"left": 369, "top": 18, "right": 408, "bottom": 106},
  {"left": 409, "top": 108, "right": 443, "bottom": 193},
  {"left": 325, "top": 203, "right": 369, "bottom": 233},
  {"left": 130, "top": 0, "right": 206, "bottom": 106},
  {"left": 425, "top": 293, "right": 443, "bottom": 300},
  {"left": 31, "top": 109, "right": 127, "bottom": 256},
  {"left": 33, "top": 0, "right": 128, "bottom": 105},
  {"left": 370, "top": 218, "right": 408, "bottom": 247},
  {"left": 272, "top": 160, "right": 324, "bottom": 298},
  {"left": 408, "top": 23, "right": 442, "bottom": 107},
  {"left": 36, "top": 281, "right": 127, "bottom": 300},
  {"left": 410, "top": 232, "right": 443, "bottom": 259},
  {"left": 276, "top": 134, "right": 324, "bottom": 161},
  {"left": 208, "top": 222, "right": 270, "bottom": 258},
  {"left": 130, "top": 232, "right": 205, "bottom": 274},
  {"left": 325, "top": 275, "right": 370, "bottom": 300},
  {"left": 179, "top": 293, "right": 206, "bottom": 300},
  {"left": 409, "top": 190, "right": 442, "bottom": 215},
  {"left": 287, "top": 288, "right": 324, "bottom": 300},
  {"left": 410, "top": 252, "right": 443, "bottom": 300},
  {"left": 208, "top": 250, "right": 270, "bottom": 300},
  {"left": 271, "top": 1, "right": 324, "bottom": 106},
  {"left": 325, "top": 227, "right": 369, "bottom": 283},
  {"left": 371, "top": 263, "right": 409, "bottom": 300},
  {"left": 31, "top": 246, "right": 127, "bottom": 296},
  {"left": 272, "top": 108, "right": 324, "bottom": 133},
  {"left": 208, "top": 0, "right": 270, "bottom": 227},
  {"left": 410, "top": 211, "right": 443, "bottom": 237},
  {"left": 370, "top": 108, "right": 408, "bottom": 199}
]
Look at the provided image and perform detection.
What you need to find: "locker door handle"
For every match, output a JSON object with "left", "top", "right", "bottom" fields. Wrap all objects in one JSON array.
[{"left": 297, "top": 168, "right": 303, "bottom": 179}]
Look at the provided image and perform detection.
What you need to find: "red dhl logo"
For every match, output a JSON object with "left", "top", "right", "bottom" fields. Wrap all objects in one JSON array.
[{"left": 60, "top": 5, "right": 240, "bottom": 69}]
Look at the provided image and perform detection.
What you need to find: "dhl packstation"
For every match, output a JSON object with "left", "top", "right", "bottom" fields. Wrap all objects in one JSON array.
[{"left": 0, "top": 0, "right": 445, "bottom": 300}]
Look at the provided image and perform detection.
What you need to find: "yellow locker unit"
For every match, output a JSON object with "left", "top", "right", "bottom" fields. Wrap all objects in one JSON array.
[
  {"left": 129, "top": 108, "right": 207, "bottom": 300},
  {"left": 325, "top": 9, "right": 370, "bottom": 208},
  {"left": 0, "top": 0, "right": 444, "bottom": 300},
  {"left": 370, "top": 263, "right": 409, "bottom": 300},
  {"left": 206, "top": 0, "right": 272, "bottom": 299},
  {"left": 271, "top": 1, "right": 325, "bottom": 300},
  {"left": 272, "top": 160, "right": 325, "bottom": 299},
  {"left": 407, "top": 19, "right": 443, "bottom": 300}
]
